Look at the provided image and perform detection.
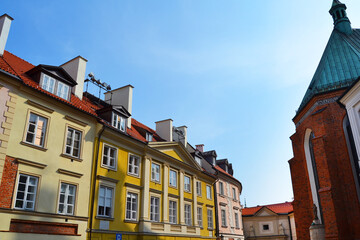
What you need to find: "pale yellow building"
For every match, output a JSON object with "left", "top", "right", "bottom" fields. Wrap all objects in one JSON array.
[{"left": 0, "top": 14, "right": 97, "bottom": 239}]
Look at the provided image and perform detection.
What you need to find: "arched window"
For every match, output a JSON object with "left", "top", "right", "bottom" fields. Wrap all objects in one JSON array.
[
  {"left": 341, "top": 10, "right": 346, "bottom": 18},
  {"left": 304, "top": 129, "right": 323, "bottom": 223},
  {"left": 343, "top": 116, "right": 360, "bottom": 201}
]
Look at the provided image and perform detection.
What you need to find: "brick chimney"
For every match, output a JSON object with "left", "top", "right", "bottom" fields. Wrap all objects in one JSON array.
[
  {"left": 61, "top": 56, "right": 87, "bottom": 100},
  {"left": 0, "top": 14, "right": 13, "bottom": 56},
  {"left": 104, "top": 85, "right": 134, "bottom": 129},
  {"left": 196, "top": 144, "right": 204, "bottom": 153},
  {"left": 155, "top": 119, "right": 173, "bottom": 142}
]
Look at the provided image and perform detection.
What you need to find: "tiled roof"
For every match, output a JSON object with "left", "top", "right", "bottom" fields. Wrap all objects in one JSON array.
[
  {"left": 242, "top": 202, "right": 293, "bottom": 216},
  {"left": 0, "top": 51, "right": 98, "bottom": 116},
  {"left": 298, "top": 29, "right": 360, "bottom": 112},
  {"left": 214, "top": 165, "right": 241, "bottom": 185}
]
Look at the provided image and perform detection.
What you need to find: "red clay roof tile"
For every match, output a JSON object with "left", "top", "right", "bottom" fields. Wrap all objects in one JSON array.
[{"left": 242, "top": 201, "right": 293, "bottom": 216}]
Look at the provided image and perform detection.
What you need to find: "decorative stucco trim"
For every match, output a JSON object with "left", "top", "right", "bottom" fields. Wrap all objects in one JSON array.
[
  {"left": 64, "top": 115, "right": 88, "bottom": 127},
  {"left": 57, "top": 168, "right": 83, "bottom": 178},
  {"left": 16, "top": 158, "right": 47, "bottom": 169},
  {"left": 96, "top": 175, "right": 118, "bottom": 183},
  {"left": 26, "top": 99, "right": 54, "bottom": 113}
]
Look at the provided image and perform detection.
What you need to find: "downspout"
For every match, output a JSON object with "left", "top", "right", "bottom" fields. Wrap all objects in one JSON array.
[
  {"left": 213, "top": 179, "right": 220, "bottom": 239},
  {"left": 89, "top": 125, "right": 105, "bottom": 239},
  {"left": 288, "top": 215, "right": 293, "bottom": 240}
]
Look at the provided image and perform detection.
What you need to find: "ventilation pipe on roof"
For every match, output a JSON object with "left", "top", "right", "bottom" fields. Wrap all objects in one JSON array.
[
  {"left": 104, "top": 85, "right": 134, "bottom": 129},
  {"left": 0, "top": 14, "right": 13, "bottom": 56},
  {"left": 61, "top": 56, "right": 88, "bottom": 100},
  {"left": 173, "top": 126, "right": 187, "bottom": 147},
  {"left": 155, "top": 119, "right": 173, "bottom": 142}
]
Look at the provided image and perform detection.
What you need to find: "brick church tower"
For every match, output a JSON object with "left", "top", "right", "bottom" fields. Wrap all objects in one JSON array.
[{"left": 289, "top": 1, "right": 360, "bottom": 239}]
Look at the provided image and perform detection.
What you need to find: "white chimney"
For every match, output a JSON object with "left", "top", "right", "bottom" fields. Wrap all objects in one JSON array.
[
  {"left": 155, "top": 119, "right": 173, "bottom": 142},
  {"left": 0, "top": 14, "right": 13, "bottom": 56},
  {"left": 61, "top": 56, "right": 87, "bottom": 100},
  {"left": 104, "top": 85, "right": 134, "bottom": 129},
  {"left": 173, "top": 126, "right": 187, "bottom": 147}
]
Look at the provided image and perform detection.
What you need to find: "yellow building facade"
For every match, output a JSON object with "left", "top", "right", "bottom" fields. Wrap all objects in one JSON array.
[{"left": 87, "top": 94, "right": 217, "bottom": 240}]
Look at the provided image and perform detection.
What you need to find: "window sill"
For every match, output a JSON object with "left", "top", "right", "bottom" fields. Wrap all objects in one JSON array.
[
  {"left": 100, "top": 165, "right": 117, "bottom": 171},
  {"left": 184, "top": 190, "right": 191, "bottom": 193},
  {"left": 151, "top": 180, "right": 161, "bottom": 184},
  {"left": 127, "top": 172, "right": 140, "bottom": 178},
  {"left": 124, "top": 219, "right": 138, "bottom": 223},
  {"left": 208, "top": 228, "right": 214, "bottom": 231},
  {"left": 20, "top": 141, "right": 48, "bottom": 151},
  {"left": 169, "top": 185, "right": 178, "bottom": 189},
  {"left": 60, "top": 153, "right": 83, "bottom": 162},
  {"left": 95, "top": 216, "right": 114, "bottom": 221}
]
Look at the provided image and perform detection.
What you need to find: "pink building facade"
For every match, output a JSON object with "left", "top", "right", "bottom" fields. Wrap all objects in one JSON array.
[{"left": 214, "top": 162, "right": 244, "bottom": 240}]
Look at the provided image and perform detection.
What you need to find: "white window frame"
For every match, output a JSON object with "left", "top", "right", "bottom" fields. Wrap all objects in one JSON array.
[
  {"left": 184, "top": 175, "right": 191, "bottom": 192},
  {"left": 125, "top": 192, "right": 138, "bottom": 221},
  {"left": 221, "top": 208, "right": 227, "bottom": 227},
  {"left": 219, "top": 182, "right": 224, "bottom": 195},
  {"left": 151, "top": 162, "right": 161, "bottom": 183},
  {"left": 146, "top": 132, "right": 153, "bottom": 142},
  {"left": 169, "top": 200, "right": 177, "bottom": 224},
  {"left": 196, "top": 181, "right": 202, "bottom": 196},
  {"left": 40, "top": 74, "right": 70, "bottom": 100},
  {"left": 58, "top": 182, "right": 77, "bottom": 215},
  {"left": 207, "top": 209, "right": 213, "bottom": 229},
  {"left": 128, "top": 153, "right": 141, "bottom": 177},
  {"left": 97, "top": 184, "right": 115, "bottom": 218},
  {"left": 169, "top": 169, "right": 177, "bottom": 188},
  {"left": 184, "top": 203, "right": 192, "bottom": 226},
  {"left": 206, "top": 185, "right": 212, "bottom": 199},
  {"left": 197, "top": 207, "right": 203, "bottom": 228},
  {"left": 112, "top": 113, "right": 126, "bottom": 132},
  {"left": 101, "top": 144, "right": 118, "bottom": 170},
  {"left": 150, "top": 196, "right": 160, "bottom": 222},
  {"left": 64, "top": 127, "right": 82, "bottom": 158},
  {"left": 235, "top": 212, "right": 240, "bottom": 229},
  {"left": 25, "top": 112, "right": 48, "bottom": 147},
  {"left": 14, "top": 174, "right": 38, "bottom": 210}
]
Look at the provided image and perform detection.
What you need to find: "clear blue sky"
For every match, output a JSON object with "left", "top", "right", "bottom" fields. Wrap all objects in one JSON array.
[{"left": 3, "top": 0, "right": 360, "bottom": 207}]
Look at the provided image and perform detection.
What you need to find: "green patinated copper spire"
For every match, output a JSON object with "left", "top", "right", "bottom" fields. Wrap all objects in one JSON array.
[{"left": 297, "top": 1, "right": 360, "bottom": 113}]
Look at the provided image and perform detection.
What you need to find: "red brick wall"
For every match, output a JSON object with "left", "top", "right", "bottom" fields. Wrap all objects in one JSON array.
[
  {"left": 289, "top": 90, "right": 360, "bottom": 240},
  {"left": 10, "top": 219, "right": 79, "bottom": 235},
  {"left": 0, "top": 156, "right": 18, "bottom": 208}
]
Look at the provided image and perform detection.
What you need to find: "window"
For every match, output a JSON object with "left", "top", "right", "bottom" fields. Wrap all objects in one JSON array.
[
  {"left": 235, "top": 212, "right": 240, "bottom": 228},
  {"left": 128, "top": 154, "right": 140, "bottom": 176},
  {"left": 98, "top": 185, "right": 113, "bottom": 217},
  {"left": 169, "top": 200, "right": 177, "bottom": 224},
  {"left": 56, "top": 81, "right": 70, "bottom": 100},
  {"left": 221, "top": 209, "right": 227, "bottom": 227},
  {"left": 112, "top": 113, "right": 126, "bottom": 132},
  {"left": 197, "top": 207, "right": 203, "bottom": 228},
  {"left": 206, "top": 185, "right": 212, "bottom": 199},
  {"left": 15, "top": 174, "right": 38, "bottom": 210},
  {"left": 151, "top": 163, "right": 160, "bottom": 182},
  {"left": 150, "top": 196, "right": 160, "bottom": 222},
  {"left": 219, "top": 182, "right": 224, "bottom": 195},
  {"left": 25, "top": 113, "right": 48, "bottom": 147},
  {"left": 185, "top": 204, "right": 192, "bottom": 226},
  {"left": 169, "top": 170, "right": 177, "bottom": 188},
  {"left": 207, "top": 209, "right": 213, "bottom": 229},
  {"left": 263, "top": 224, "right": 269, "bottom": 231},
  {"left": 126, "top": 192, "right": 138, "bottom": 221},
  {"left": 42, "top": 75, "right": 55, "bottom": 93},
  {"left": 58, "top": 183, "right": 76, "bottom": 215},
  {"left": 101, "top": 144, "right": 117, "bottom": 169},
  {"left": 65, "top": 127, "right": 82, "bottom": 158},
  {"left": 232, "top": 188, "right": 237, "bottom": 200},
  {"left": 196, "top": 181, "right": 202, "bottom": 196},
  {"left": 146, "top": 132, "right": 153, "bottom": 142},
  {"left": 41, "top": 74, "right": 70, "bottom": 100},
  {"left": 184, "top": 176, "right": 191, "bottom": 192},
  {"left": 195, "top": 156, "right": 201, "bottom": 166}
]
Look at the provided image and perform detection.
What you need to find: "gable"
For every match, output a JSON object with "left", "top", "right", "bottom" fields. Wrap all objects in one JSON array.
[
  {"left": 148, "top": 142, "right": 202, "bottom": 170},
  {"left": 255, "top": 207, "right": 277, "bottom": 217}
]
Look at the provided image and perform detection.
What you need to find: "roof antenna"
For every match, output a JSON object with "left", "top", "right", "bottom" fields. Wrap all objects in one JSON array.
[{"left": 244, "top": 197, "right": 247, "bottom": 208}]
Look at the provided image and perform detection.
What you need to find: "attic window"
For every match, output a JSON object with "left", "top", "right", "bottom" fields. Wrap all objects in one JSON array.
[
  {"left": 146, "top": 132, "right": 153, "bottom": 142},
  {"left": 195, "top": 156, "right": 201, "bottom": 166},
  {"left": 112, "top": 113, "right": 126, "bottom": 132},
  {"left": 41, "top": 74, "right": 70, "bottom": 100},
  {"left": 263, "top": 224, "right": 269, "bottom": 231}
]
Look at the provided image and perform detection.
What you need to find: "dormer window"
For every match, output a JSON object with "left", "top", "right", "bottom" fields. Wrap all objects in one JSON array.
[
  {"left": 41, "top": 74, "right": 70, "bottom": 100},
  {"left": 195, "top": 156, "right": 201, "bottom": 166},
  {"left": 146, "top": 132, "right": 153, "bottom": 142},
  {"left": 112, "top": 113, "right": 126, "bottom": 132}
]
